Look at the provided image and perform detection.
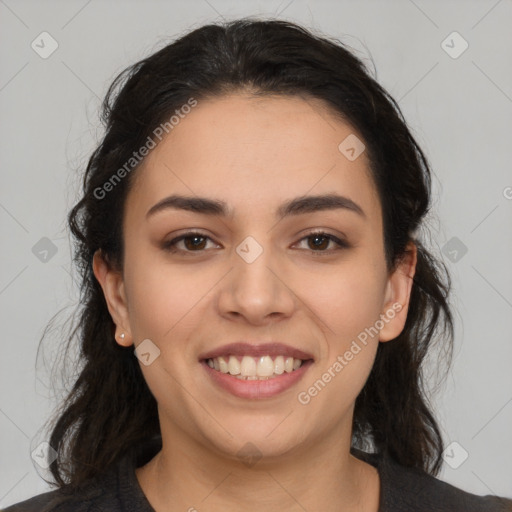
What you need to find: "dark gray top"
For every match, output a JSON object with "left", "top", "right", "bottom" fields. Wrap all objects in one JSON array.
[{"left": 3, "top": 436, "right": 512, "bottom": 511}]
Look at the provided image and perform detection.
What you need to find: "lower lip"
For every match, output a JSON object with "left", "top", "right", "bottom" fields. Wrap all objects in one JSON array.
[{"left": 201, "top": 359, "right": 313, "bottom": 399}]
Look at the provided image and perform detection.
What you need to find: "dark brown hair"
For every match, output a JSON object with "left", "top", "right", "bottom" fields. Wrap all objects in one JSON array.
[{"left": 38, "top": 17, "right": 454, "bottom": 490}]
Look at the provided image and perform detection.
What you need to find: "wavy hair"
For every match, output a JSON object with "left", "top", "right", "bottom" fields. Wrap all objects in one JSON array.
[{"left": 38, "top": 17, "right": 454, "bottom": 490}]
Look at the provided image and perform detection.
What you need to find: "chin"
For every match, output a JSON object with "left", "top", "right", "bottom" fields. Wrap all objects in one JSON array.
[{"left": 198, "top": 416, "right": 308, "bottom": 464}]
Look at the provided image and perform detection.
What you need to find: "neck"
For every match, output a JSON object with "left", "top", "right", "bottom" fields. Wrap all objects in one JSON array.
[{"left": 136, "top": 421, "right": 380, "bottom": 512}]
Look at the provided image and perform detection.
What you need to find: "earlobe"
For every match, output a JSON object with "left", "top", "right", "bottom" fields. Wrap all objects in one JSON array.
[
  {"left": 379, "top": 242, "right": 417, "bottom": 342},
  {"left": 92, "top": 249, "right": 133, "bottom": 346}
]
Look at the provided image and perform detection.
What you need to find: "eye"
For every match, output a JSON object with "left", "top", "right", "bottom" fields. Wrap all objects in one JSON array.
[
  {"left": 294, "top": 231, "right": 350, "bottom": 253},
  {"left": 161, "top": 230, "right": 350, "bottom": 255},
  {"left": 162, "top": 231, "right": 218, "bottom": 253}
]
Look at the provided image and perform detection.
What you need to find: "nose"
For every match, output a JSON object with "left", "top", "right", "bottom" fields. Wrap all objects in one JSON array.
[{"left": 216, "top": 238, "right": 296, "bottom": 326}]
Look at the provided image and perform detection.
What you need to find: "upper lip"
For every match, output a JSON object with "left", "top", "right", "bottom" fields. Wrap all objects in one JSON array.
[{"left": 198, "top": 342, "right": 314, "bottom": 361}]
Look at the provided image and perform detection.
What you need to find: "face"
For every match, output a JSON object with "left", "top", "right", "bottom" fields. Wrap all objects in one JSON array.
[{"left": 94, "top": 92, "right": 416, "bottom": 463}]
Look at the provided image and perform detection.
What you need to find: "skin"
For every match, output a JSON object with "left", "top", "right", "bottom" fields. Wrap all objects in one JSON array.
[{"left": 93, "top": 92, "right": 417, "bottom": 512}]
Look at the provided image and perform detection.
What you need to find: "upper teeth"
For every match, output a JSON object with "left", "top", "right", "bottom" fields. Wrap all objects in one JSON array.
[{"left": 207, "top": 355, "right": 303, "bottom": 379}]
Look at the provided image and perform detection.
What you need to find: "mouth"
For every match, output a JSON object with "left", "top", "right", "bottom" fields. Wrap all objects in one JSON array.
[
  {"left": 204, "top": 354, "right": 309, "bottom": 380},
  {"left": 198, "top": 342, "right": 314, "bottom": 399}
]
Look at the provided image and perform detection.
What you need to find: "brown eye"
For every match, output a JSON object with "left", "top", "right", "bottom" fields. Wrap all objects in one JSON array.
[
  {"left": 162, "top": 230, "right": 349, "bottom": 255},
  {"left": 183, "top": 235, "right": 207, "bottom": 250},
  {"left": 296, "top": 231, "right": 350, "bottom": 253},
  {"left": 307, "top": 234, "right": 331, "bottom": 250},
  {"left": 162, "top": 232, "right": 216, "bottom": 253}
]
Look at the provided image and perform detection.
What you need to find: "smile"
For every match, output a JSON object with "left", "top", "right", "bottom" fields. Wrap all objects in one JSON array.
[
  {"left": 206, "top": 355, "right": 305, "bottom": 380},
  {"left": 202, "top": 357, "right": 314, "bottom": 399}
]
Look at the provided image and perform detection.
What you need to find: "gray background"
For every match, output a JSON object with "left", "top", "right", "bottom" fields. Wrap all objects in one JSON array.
[{"left": 1, "top": 0, "right": 511, "bottom": 507}]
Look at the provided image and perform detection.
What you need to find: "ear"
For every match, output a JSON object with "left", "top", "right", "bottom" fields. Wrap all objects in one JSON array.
[
  {"left": 379, "top": 241, "right": 417, "bottom": 342},
  {"left": 92, "top": 249, "right": 133, "bottom": 347}
]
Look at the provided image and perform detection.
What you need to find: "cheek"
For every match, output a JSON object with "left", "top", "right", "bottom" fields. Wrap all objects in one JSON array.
[
  {"left": 305, "top": 263, "right": 386, "bottom": 344},
  {"left": 303, "top": 268, "right": 385, "bottom": 411},
  {"left": 123, "top": 249, "right": 211, "bottom": 344}
]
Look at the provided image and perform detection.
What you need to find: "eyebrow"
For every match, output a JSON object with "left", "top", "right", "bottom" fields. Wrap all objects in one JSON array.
[{"left": 146, "top": 193, "right": 366, "bottom": 220}]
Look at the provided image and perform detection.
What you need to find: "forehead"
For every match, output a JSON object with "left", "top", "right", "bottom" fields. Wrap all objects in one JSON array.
[{"left": 125, "top": 93, "right": 381, "bottom": 223}]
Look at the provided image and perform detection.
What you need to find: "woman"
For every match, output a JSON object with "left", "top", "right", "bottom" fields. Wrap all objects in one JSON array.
[{"left": 4, "top": 17, "right": 511, "bottom": 512}]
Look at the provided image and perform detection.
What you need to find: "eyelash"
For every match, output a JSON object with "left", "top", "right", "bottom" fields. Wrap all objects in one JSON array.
[{"left": 161, "top": 230, "right": 350, "bottom": 255}]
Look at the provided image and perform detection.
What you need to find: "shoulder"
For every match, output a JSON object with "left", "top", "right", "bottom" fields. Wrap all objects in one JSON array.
[
  {"left": 1, "top": 488, "right": 89, "bottom": 512},
  {"left": 0, "top": 436, "right": 162, "bottom": 512},
  {"left": 352, "top": 447, "right": 512, "bottom": 512},
  {"left": 384, "top": 461, "right": 512, "bottom": 511},
  {"left": 1, "top": 471, "right": 118, "bottom": 512},
  {"left": 2, "top": 437, "right": 161, "bottom": 512}
]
